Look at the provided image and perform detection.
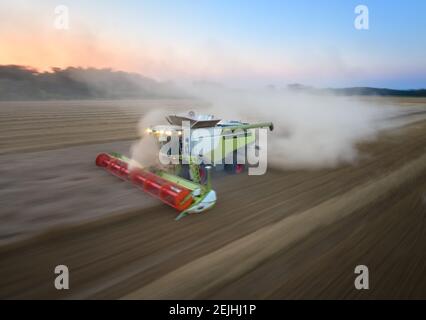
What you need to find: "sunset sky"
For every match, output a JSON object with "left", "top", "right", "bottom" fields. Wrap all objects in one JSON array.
[{"left": 1, "top": 0, "right": 425, "bottom": 88}]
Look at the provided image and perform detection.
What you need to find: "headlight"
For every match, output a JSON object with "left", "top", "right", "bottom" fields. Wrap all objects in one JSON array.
[{"left": 165, "top": 130, "right": 172, "bottom": 136}]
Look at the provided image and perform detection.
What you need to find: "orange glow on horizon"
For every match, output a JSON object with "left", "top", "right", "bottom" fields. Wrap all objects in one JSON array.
[
  {"left": 0, "top": 18, "right": 302, "bottom": 82},
  {"left": 0, "top": 30, "right": 138, "bottom": 73}
]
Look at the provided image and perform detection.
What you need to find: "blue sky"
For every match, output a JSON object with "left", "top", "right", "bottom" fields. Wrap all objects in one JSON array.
[{"left": 1, "top": 0, "right": 425, "bottom": 88}]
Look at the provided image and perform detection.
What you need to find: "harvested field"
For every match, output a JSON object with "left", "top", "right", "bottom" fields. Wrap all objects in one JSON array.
[{"left": 0, "top": 98, "right": 425, "bottom": 299}]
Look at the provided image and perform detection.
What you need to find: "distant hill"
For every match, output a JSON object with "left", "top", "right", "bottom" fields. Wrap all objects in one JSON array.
[
  {"left": 286, "top": 83, "right": 426, "bottom": 97},
  {"left": 0, "top": 65, "right": 186, "bottom": 101},
  {"left": 328, "top": 87, "right": 426, "bottom": 97},
  {"left": 1, "top": 66, "right": 425, "bottom": 100}
]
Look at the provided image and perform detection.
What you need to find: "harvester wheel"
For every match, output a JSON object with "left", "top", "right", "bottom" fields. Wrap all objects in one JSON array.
[
  {"left": 199, "top": 165, "right": 208, "bottom": 184},
  {"left": 225, "top": 151, "right": 245, "bottom": 174},
  {"left": 182, "top": 164, "right": 208, "bottom": 184},
  {"left": 225, "top": 163, "right": 245, "bottom": 174}
]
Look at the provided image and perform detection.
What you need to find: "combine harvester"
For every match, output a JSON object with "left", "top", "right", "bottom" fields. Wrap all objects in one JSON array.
[{"left": 96, "top": 112, "right": 273, "bottom": 220}]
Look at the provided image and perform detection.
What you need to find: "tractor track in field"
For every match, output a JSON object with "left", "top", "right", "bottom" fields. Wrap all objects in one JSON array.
[
  {"left": 124, "top": 151, "right": 426, "bottom": 299},
  {"left": 0, "top": 99, "right": 426, "bottom": 299}
]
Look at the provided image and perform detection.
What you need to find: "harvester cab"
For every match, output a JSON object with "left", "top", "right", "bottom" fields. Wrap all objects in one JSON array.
[{"left": 96, "top": 111, "right": 273, "bottom": 220}]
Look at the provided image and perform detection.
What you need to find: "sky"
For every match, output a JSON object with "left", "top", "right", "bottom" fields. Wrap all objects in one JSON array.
[{"left": 0, "top": 0, "right": 425, "bottom": 89}]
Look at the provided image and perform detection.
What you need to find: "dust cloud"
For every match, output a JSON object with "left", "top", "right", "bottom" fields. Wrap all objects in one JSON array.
[
  {"left": 130, "top": 109, "right": 167, "bottom": 169},
  {"left": 131, "top": 86, "right": 396, "bottom": 170}
]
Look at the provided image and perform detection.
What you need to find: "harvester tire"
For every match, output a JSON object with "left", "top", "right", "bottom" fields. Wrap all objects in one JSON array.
[
  {"left": 225, "top": 151, "right": 245, "bottom": 174},
  {"left": 182, "top": 164, "right": 208, "bottom": 184}
]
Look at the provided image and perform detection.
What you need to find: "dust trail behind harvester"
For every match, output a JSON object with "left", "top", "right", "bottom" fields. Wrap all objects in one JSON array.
[{"left": 131, "top": 86, "right": 399, "bottom": 170}]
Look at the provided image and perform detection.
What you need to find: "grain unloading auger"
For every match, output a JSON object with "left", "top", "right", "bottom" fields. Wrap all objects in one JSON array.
[{"left": 96, "top": 112, "right": 273, "bottom": 220}]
